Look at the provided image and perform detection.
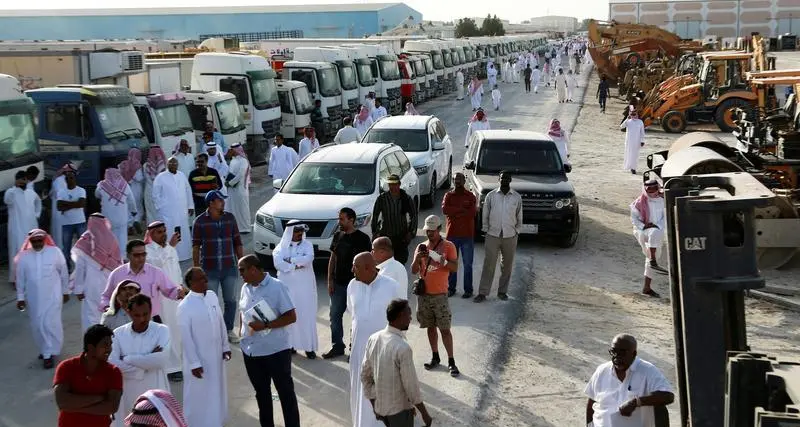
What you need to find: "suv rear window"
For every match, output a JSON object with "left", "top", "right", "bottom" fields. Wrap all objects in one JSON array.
[{"left": 477, "top": 140, "right": 563, "bottom": 175}]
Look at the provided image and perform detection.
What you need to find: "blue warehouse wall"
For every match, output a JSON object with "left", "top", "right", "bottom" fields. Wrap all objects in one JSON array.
[
  {"left": 376, "top": 4, "right": 422, "bottom": 34},
  {"left": 0, "top": 10, "right": 385, "bottom": 40}
]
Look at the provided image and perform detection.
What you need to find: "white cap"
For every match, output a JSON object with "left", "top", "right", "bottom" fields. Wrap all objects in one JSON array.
[{"left": 423, "top": 215, "right": 442, "bottom": 231}]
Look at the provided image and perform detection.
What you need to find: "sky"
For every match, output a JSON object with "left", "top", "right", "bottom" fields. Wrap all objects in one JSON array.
[{"left": 0, "top": 0, "right": 608, "bottom": 22}]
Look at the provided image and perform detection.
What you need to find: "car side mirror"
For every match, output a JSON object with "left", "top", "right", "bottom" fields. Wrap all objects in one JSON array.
[
  {"left": 465, "top": 161, "right": 475, "bottom": 170},
  {"left": 272, "top": 178, "right": 283, "bottom": 190},
  {"left": 564, "top": 164, "right": 572, "bottom": 173},
  {"left": 433, "top": 141, "right": 445, "bottom": 151}
]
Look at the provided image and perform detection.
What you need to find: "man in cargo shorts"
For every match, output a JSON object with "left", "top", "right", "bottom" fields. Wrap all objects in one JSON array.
[{"left": 411, "top": 215, "right": 460, "bottom": 377}]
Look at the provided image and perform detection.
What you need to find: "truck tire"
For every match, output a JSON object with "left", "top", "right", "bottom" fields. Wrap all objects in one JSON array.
[
  {"left": 661, "top": 110, "right": 687, "bottom": 133},
  {"left": 715, "top": 98, "right": 751, "bottom": 133}
]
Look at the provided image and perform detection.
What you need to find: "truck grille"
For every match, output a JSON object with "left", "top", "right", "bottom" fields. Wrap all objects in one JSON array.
[
  {"left": 347, "top": 97, "right": 359, "bottom": 114},
  {"left": 327, "top": 105, "right": 343, "bottom": 122},
  {"left": 261, "top": 117, "right": 281, "bottom": 139},
  {"left": 280, "top": 219, "right": 330, "bottom": 238}
]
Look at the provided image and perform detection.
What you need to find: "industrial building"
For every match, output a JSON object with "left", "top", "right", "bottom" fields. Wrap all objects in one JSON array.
[
  {"left": 527, "top": 16, "right": 579, "bottom": 33},
  {"left": 0, "top": 3, "right": 422, "bottom": 41},
  {"left": 609, "top": 0, "right": 800, "bottom": 39}
]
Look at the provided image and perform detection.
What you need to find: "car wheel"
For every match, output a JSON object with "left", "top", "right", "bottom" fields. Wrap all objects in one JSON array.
[
  {"left": 555, "top": 209, "right": 580, "bottom": 248},
  {"left": 441, "top": 158, "right": 453, "bottom": 189},
  {"left": 422, "top": 173, "right": 436, "bottom": 209}
]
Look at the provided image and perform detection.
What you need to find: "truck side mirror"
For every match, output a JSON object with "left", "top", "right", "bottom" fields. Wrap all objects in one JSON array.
[{"left": 465, "top": 161, "right": 475, "bottom": 170}]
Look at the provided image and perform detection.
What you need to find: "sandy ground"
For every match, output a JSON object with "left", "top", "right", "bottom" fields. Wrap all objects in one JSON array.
[{"left": 1, "top": 59, "right": 799, "bottom": 427}]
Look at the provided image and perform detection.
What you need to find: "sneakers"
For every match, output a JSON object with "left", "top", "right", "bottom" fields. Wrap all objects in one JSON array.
[{"left": 227, "top": 330, "right": 240, "bottom": 344}]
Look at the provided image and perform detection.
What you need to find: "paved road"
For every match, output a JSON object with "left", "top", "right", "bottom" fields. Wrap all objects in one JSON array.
[{"left": 0, "top": 68, "right": 590, "bottom": 427}]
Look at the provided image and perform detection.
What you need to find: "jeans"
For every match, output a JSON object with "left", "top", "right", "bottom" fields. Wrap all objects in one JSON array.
[
  {"left": 62, "top": 222, "right": 86, "bottom": 269},
  {"left": 329, "top": 284, "right": 348, "bottom": 351},
  {"left": 243, "top": 350, "right": 300, "bottom": 427},
  {"left": 206, "top": 267, "right": 239, "bottom": 331},
  {"left": 448, "top": 237, "right": 474, "bottom": 294},
  {"left": 599, "top": 96, "right": 607, "bottom": 111}
]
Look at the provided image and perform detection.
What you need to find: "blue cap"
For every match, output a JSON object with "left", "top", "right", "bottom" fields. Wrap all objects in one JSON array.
[{"left": 204, "top": 190, "right": 228, "bottom": 204}]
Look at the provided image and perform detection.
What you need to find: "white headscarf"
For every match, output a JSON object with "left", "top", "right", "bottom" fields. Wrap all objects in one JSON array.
[{"left": 278, "top": 219, "right": 308, "bottom": 256}]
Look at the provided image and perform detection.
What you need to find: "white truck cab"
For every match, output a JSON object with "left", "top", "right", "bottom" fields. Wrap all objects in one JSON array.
[
  {"left": 132, "top": 93, "right": 196, "bottom": 154},
  {"left": 293, "top": 47, "right": 360, "bottom": 118},
  {"left": 404, "top": 40, "right": 446, "bottom": 97},
  {"left": 182, "top": 90, "right": 247, "bottom": 154},
  {"left": 341, "top": 43, "right": 403, "bottom": 115},
  {"left": 275, "top": 80, "right": 313, "bottom": 146},
  {"left": 281, "top": 60, "right": 343, "bottom": 138},
  {"left": 334, "top": 46, "right": 377, "bottom": 109}
]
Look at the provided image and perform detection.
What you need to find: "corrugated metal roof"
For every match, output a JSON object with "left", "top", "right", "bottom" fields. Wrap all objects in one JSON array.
[{"left": 0, "top": 3, "right": 404, "bottom": 17}]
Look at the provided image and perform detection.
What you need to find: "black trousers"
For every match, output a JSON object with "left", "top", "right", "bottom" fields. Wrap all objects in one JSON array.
[
  {"left": 389, "top": 235, "right": 410, "bottom": 265},
  {"left": 599, "top": 97, "right": 607, "bottom": 111},
  {"left": 524, "top": 80, "right": 531, "bottom": 92},
  {"left": 243, "top": 350, "right": 301, "bottom": 427}
]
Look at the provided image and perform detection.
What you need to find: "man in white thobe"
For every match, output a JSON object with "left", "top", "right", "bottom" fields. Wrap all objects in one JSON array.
[
  {"left": 465, "top": 108, "right": 490, "bottom": 148},
  {"left": 299, "top": 127, "right": 321, "bottom": 159},
  {"left": 370, "top": 99, "right": 388, "bottom": 122},
  {"left": 371, "top": 236, "right": 408, "bottom": 298},
  {"left": 531, "top": 66, "right": 542, "bottom": 94},
  {"left": 179, "top": 267, "right": 231, "bottom": 427},
  {"left": 72, "top": 214, "right": 122, "bottom": 332},
  {"left": 95, "top": 168, "right": 137, "bottom": 259},
  {"left": 205, "top": 142, "right": 229, "bottom": 196},
  {"left": 268, "top": 134, "right": 300, "bottom": 181},
  {"left": 487, "top": 63, "right": 498, "bottom": 87},
  {"left": 273, "top": 220, "right": 319, "bottom": 358},
  {"left": 49, "top": 164, "right": 75, "bottom": 250},
  {"left": 144, "top": 220, "right": 184, "bottom": 382},
  {"left": 631, "top": 179, "right": 668, "bottom": 298},
  {"left": 620, "top": 111, "right": 646, "bottom": 174},
  {"left": 5, "top": 170, "right": 42, "bottom": 284},
  {"left": 468, "top": 78, "right": 483, "bottom": 111},
  {"left": 348, "top": 252, "right": 404, "bottom": 427},
  {"left": 456, "top": 69, "right": 465, "bottom": 100},
  {"left": 15, "top": 229, "right": 68, "bottom": 369},
  {"left": 110, "top": 294, "right": 171, "bottom": 427},
  {"left": 512, "top": 60, "right": 521, "bottom": 83},
  {"left": 153, "top": 157, "right": 194, "bottom": 261},
  {"left": 555, "top": 68, "right": 568, "bottom": 103},
  {"left": 225, "top": 143, "right": 252, "bottom": 233},
  {"left": 174, "top": 139, "right": 196, "bottom": 178}
]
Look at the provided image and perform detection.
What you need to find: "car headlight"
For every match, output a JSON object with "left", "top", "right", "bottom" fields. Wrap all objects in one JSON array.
[
  {"left": 354, "top": 214, "right": 372, "bottom": 229},
  {"left": 256, "top": 213, "right": 275, "bottom": 232},
  {"left": 414, "top": 165, "right": 429, "bottom": 175},
  {"left": 555, "top": 198, "right": 574, "bottom": 209}
]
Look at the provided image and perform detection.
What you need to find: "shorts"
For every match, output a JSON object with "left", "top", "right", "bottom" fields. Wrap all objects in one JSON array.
[{"left": 417, "top": 294, "right": 452, "bottom": 329}]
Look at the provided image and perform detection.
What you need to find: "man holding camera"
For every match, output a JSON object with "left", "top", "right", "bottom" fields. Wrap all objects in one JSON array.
[{"left": 411, "top": 215, "right": 460, "bottom": 377}]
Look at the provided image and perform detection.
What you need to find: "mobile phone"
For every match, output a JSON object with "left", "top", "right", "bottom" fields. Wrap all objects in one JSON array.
[
  {"left": 174, "top": 226, "right": 181, "bottom": 234},
  {"left": 418, "top": 243, "right": 427, "bottom": 252}
]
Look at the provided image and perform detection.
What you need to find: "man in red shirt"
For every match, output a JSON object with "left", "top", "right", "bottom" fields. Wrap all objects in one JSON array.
[
  {"left": 441, "top": 172, "right": 478, "bottom": 298},
  {"left": 53, "top": 324, "right": 123, "bottom": 427}
]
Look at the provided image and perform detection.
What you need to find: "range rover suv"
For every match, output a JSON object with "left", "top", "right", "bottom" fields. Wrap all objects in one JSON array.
[{"left": 463, "top": 129, "right": 579, "bottom": 247}]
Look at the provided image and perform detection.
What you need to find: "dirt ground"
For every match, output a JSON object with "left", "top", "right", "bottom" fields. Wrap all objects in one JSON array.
[{"left": 479, "top": 71, "right": 800, "bottom": 427}]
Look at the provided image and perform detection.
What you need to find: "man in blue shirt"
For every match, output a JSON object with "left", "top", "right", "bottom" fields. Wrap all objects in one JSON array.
[{"left": 237, "top": 254, "right": 300, "bottom": 427}]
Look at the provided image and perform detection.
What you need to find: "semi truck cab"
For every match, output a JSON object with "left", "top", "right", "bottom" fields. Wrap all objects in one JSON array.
[
  {"left": 133, "top": 92, "right": 195, "bottom": 154},
  {"left": 26, "top": 84, "right": 147, "bottom": 200},
  {"left": 182, "top": 90, "right": 247, "bottom": 154},
  {"left": 281, "top": 61, "right": 343, "bottom": 139},
  {"left": 341, "top": 44, "right": 402, "bottom": 115},
  {"left": 293, "top": 47, "right": 359, "bottom": 118},
  {"left": 275, "top": 80, "right": 313, "bottom": 147},
  {"left": 405, "top": 41, "right": 446, "bottom": 97}
]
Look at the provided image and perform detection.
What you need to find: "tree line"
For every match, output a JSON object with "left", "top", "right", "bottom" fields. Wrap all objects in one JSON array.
[{"left": 455, "top": 15, "right": 506, "bottom": 38}]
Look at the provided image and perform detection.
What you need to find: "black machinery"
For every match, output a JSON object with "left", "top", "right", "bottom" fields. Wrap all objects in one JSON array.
[{"left": 664, "top": 172, "right": 800, "bottom": 426}]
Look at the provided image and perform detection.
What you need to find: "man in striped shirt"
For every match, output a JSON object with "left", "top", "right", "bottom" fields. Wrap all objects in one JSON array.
[
  {"left": 361, "top": 299, "right": 433, "bottom": 427},
  {"left": 188, "top": 153, "right": 223, "bottom": 213},
  {"left": 371, "top": 174, "right": 418, "bottom": 265}
]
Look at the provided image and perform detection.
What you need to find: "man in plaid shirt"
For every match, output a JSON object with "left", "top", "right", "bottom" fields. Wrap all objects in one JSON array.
[{"left": 192, "top": 190, "right": 244, "bottom": 343}]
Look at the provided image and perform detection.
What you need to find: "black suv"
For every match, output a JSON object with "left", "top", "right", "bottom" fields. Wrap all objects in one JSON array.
[{"left": 463, "top": 129, "right": 580, "bottom": 247}]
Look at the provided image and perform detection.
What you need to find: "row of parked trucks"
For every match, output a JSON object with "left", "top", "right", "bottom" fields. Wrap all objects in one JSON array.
[{"left": 0, "top": 34, "right": 547, "bottom": 258}]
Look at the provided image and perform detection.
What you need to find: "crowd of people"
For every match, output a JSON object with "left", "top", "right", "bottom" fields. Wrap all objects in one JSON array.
[{"left": 5, "top": 37, "right": 681, "bottom": 427}]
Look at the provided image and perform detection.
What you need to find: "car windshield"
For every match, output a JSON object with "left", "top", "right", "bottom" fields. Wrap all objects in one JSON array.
[
  {"left": 356, "top": 62, "right": 375, "bottom": 87},
  {"left": 154, "top": 104, "right": 193, "bottom": 137},
  {"left": 317, "top": 68, "right": 342, "bottom": 97},
  {"left": 215, "top": 98, "right": 245, "bottom": 134},
  {"left": 0, "top": 113, "right": 37, "bottom": 157},
  {"left": 282, "top": 162, "right": 375, "bottom": 195},
  {"left": 96, "top": 104, "right": 145, "bottom": 140},
  {"left": 251, "top": 76, "right": 280, "bottom": 108},
  {"left": 379, "top": 59, "right": 401, "bottom": 80},
  {"left": 363, "top": 129, "right": 428, "bottom": 152},
  {"left": 477, "top": 140, "right": 564, "bottom": 175},
  {"left": 292, "top": 87, "right": 315, "bottom": 114},
  {"left": 339, "top": 64, "right": 358, "bottom": 90}
]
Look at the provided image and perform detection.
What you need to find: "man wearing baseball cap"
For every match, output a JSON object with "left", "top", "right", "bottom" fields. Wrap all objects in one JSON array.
[
  {"left": 371, "top": 174, "right": 417, "bottom": 264},
  {"left": 411, "top": 215, "right": 461, "bottom": 377},
  {"left": 192, "top": 189, "right": 244, "bottom": 343}
]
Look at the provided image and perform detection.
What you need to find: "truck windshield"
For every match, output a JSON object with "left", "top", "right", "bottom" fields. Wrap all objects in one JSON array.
[
  {"left": 363, "top": 129, "right": 428, "bottom": 152},
  {"left": 282, "top": 162, "right": 375, "bottom": 195},
  {"left": 292, "top": 87, "right": 315, "bottom": 115},
  {"left": 443, "top": 51, "right": 453, "bottom": 67},
  {"left": 431, "top": 52, "right": 444, "bottom": 70},
  {"left": 215, "top": 98, "right": 245, "bottom": 135},
  {"left": 423, "top": 58, "right": 435, "bottom": 74},
  {"left": 339, "top": 65, "right": 359, "bottom": 91},
  {"left": 96, "top": 104, "right": 145, "bottom": 140},
  {"left": 413, "top": 60, "right": 426, "bottom": 76},
  {"left": 0, "top": 113, "right": 37, "bottom": 157},
  {"left": 477, "top": 140, "right": 564, "bottom": 175},
  {"left": 154, "top": 104, "right": 193, "bottom": 137},
  {"left": 356, "top": 62, "right": 376, "bottom": 87},
  {"left": 251, "top": 76, "right": 280, "bottom": 109},
  {"left": 379, "top": 59, "right": 401, "bottom": 81},
  {"left": 317, "top": 68, "right": 342, "bottom": 97}
]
